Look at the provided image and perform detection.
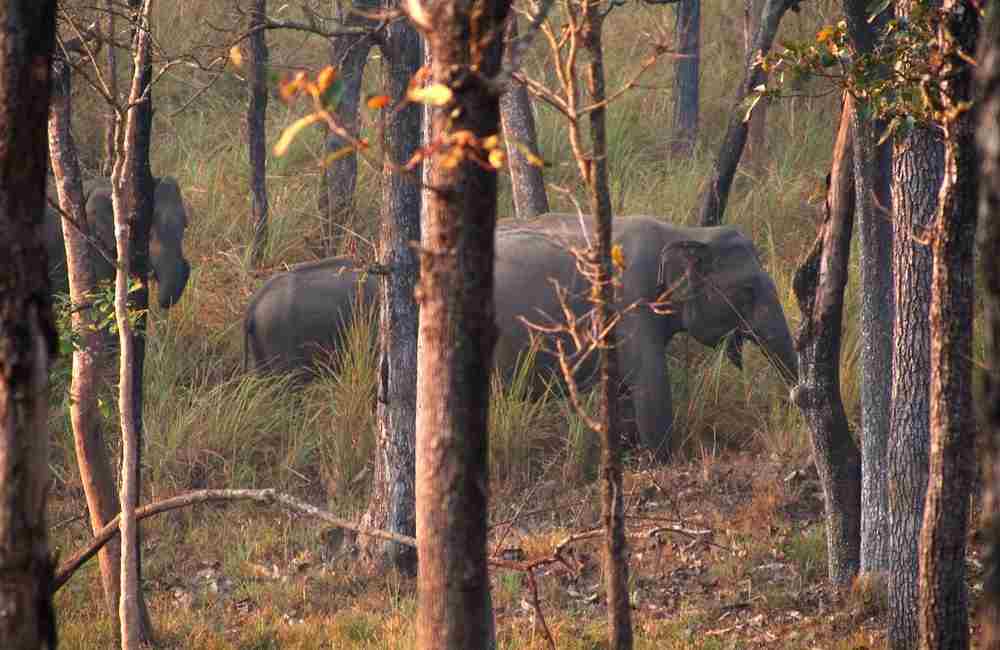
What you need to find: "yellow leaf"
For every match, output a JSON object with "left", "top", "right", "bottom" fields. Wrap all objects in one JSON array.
[
  {"left": 279, "top": 71, "right": 308, "bottom": 103},
  {"left": 229, "top": 45, "right": 244, "bottom": 68},
  {"left": 367, "top": 94, "right": 391, "bottom": 109},
  {"left": 449, "top": 130, "right": 477, "bottom": 147},
  {"left": 488, "top": 148, "right": 506, "bottom": 169},
  {"left": 612, "top": 244, "right": 626, "bottom": 271},
  {"left": 316, "top": 66, "right": 338, "bottom": 93},
  {"left": 273, "top": 113, "right": 323, "bottom": 157},
  {"left": 407, "top": 83, "right": 454, "bottom": 106},
  {"left": 322, "top": 145, "right": 356, "bottom": 167},
  {"left": 482, "top": 134, "right": 501, "bottom": 150},
  {"left": 816, "top": 26, "right": 835, "bottom": 43}
]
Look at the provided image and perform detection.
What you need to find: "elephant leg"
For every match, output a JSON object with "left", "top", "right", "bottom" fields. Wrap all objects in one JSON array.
[{"left": 623, "top": 325, "right": 674, "bottom": 458}]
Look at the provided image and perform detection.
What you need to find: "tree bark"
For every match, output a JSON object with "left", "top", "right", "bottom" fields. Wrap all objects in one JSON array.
[
  {"left": 358, "top": 7, "right": 422, "bottom": 574},
  {"left": 887, "top": 11, "right": 945, "bottom": 641},
  {"left": 49, "top": 51, "right": 123, "bottom": 620},
  {"left": 790, "top": 95, "right": 861, "bottom": 586},
  {"left": 102, "top": 0, "right": 118, "bottom": 178},
  {"left": 976, "top": 5, "right": 1000, "bottom": 646},
  {"left": 501, "top": 18, "right": 549, "bottom": 219},
  {"left": 319, "top": 0, "right": 376, "bottom": 254},
  {"left": 671, "top": 0, "right": 699, "bottom": 156},
  {"left": 696, "top": 0, "right": 798, "bottom": 226},
  {"left": 917, "top": 2, "right": 978, "bottom": 647},
  {"left": 742, "top": 0, "right": 767, "bottom": 174},
  {"left": 0, "top": 3, "right": 59, "bottom": 649},
  {"left": 843, "top": 0, "right": 894, "bottom": 576},
  {"left": 582, "top": 9, "right": 633, "bottom": 647},
  {"left": 414, "top": 0, "right": 509, "bottom": 644},
  {"left": 247, "top": 0, "right": 269, "bottom": 266}
]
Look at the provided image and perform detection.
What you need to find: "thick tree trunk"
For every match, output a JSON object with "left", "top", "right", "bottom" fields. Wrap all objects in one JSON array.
[
  {"left": 887, "top": 67, "right": 944, "bottom": 650},
  {"left": 696, "top": 0, "right": 797, "bottom": 226},
  {"left": 976, "top": 6, "right": 1000, "bottom": 646},
  {"left": 670, "top": 0, "right": 699, "bottom": 156},
  {"left": 791, "top": 95, "right": 861, "bottom": 586},
  {"left": 843, "top": 0, "right": 894, "bottom": 575},
  {"left": 358, "top": 9, "right": 421, "bottom": 574},
  {"left": 319, "top": 0, "right": 376, "bottom": 254},
  {"left": 102, "top": 0, "right": 118, "bottom": 178},
  {"left": 501, "top": 18, "right": 549, "bottom": 219},
  {"left": 247, "top": 0, "right": 269, "bottom": 265},
  {"left": 742, "top": 0, "right": 767, "bottom": 174},
  {"left": 414, "top": 0, "right": 509, "bottom": 644},
  {"left": 49, "top": 53, "right": 123, "bottom": 620},
  {"left": 0, "top": 5, "right": 59, "bottom": 650},
  {"left": 917, "top": 2, "right": 978, "bottom": 647}
]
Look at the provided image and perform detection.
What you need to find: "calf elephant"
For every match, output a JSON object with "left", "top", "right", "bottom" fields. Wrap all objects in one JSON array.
[
  {"left": 45, "top": 177, "right": 191, "bottom": 309},
  {"left": 243, "top": 214, "right": 798, "bottom": 455}
]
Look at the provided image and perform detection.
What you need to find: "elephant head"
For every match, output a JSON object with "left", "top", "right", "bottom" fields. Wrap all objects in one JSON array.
[
  {"left": 149, "top": 177, "right": 190, "bottom": 309},
  {"left": 659, "top": 232, "right": 798, "bottom": 385}
]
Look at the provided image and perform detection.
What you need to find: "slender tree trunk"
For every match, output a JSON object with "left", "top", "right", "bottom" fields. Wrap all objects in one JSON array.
[
  {"left": 742, "top": 0, "right": 767, "bottom": 174},
  {"left": 319, "top": 1, "right": 376, "bottom": 254},
  {"left": 358, "top": 8, "right": 421, "bottom": 573},
  {"left": 49, "top": 52, "right": 123, "bottom": 620},
  {"left": 887, "top": 35, "right": 945, "bottom": 646},
  {"left": 791, "top": 95, "right": 861, "bottom": 586},
  {"left": 0, "top": 5, "right": 58, "bottom": 649},
  {"left": 975, "top": 6, "right": 1000, "bottom": 646},
  {"left": 113, "top": 3, "right": 155, "bottom": 647},
  {"left": 843, "top": 0, "right": 894, "bottom": 575},
  {"left": 582, "top": 10, "right": 632, "bottom": 647},
  {"left": 501, "top": 18, "right": 549, "bottom": 218},
  {"left": 247, "top": 0, "right": 269, "bottom": 265},
  {"left": 414, "top": 0, "right": 509, "bottom": 644},
  {"left": 102, "top": 0, "right": 117, "bottom": 178},
  {"left": 696, "top": 0, "right": 798, "bottom": 226},
  {"left": 671, "top": 0, "right": 699, "bottom": 156},
  {"left": 917, "top": 2, "right": 978, "bottom": 647}
]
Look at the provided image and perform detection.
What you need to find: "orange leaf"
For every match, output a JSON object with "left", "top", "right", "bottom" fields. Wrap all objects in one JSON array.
[
  {"left": 316, "top": 66, "right": 338, "bottom": 93},
  {"left": 367, "top": 94, "right": 391, "bottom": 109}
]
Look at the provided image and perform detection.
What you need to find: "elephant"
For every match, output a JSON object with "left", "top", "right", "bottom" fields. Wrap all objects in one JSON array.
[
  {"left": 243, "top": 214, "right": 798, "bottom": 455},
  {"left": 45, "top": 176, "right": 191, "bottom": 310}
]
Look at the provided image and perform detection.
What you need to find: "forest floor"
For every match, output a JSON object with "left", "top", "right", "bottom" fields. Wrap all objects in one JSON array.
[{"left": 50, "top": 449, "right": 986, "bottom": 649}]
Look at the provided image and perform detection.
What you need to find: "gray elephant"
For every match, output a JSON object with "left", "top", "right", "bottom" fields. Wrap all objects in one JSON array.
[
  {"left": 243, "top": 214, "right": 798, "bottom": 454},
  {"left": 45, "top": 177, "right": 191, "bottom": 309}
]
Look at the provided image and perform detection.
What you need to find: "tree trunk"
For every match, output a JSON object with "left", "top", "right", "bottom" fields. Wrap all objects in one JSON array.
[
  {"left": 102, "top": 0, "right": 117, "bottom": 178},
  {"left": 319, "top": 0, "right": 376, "bottom": 254},
  {"left": 582, "top": 10, "right": 633, "bottom": 648},
  {"left": 671, "top": 0, "right": 699, "bottom": 156},
  {"left": 742, "top": 0, "right": 767, "bottom": 174},
  {"left": 917, "top": 2, "right": 978, "bottom": 647},
  {"left": 414, "top": 0, "right": 509, "bottom": 644},
  {"left": 842, "top": 0, "right": 894, "bottom": 576},
  {"left": 113, "top": 2, "right": 156, "bottom": 647},
  {"left": 975, "top": 6, "right": 1000, "bottom": 646},
  {"left": 358, "top": 8, "right": 421, "bottom": 574},
  {"left": 887, "top": 34, "right": 945, "bottom": 646},
  {"left": 790, "top": 95, "right": 861, "bottom": 586},
  {"left": 49, "top": 51, "right": 123, "bottom": 620},
  {"left": 247, "top": 0, "right": 269, "bottom": 265},
  {"left": 696, "top": 0, "right": 798, "bottom": 226},
  {"left": 500, "top": 18, "right": 549, "bottom": 219},
  {"left": 0, "top": 4, "right": 58, "bottom": 649}
]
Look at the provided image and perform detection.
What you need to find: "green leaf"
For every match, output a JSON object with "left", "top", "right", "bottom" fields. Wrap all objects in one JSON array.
[{"left": 319, "top": 77, "right": 344, "bottom": 111}]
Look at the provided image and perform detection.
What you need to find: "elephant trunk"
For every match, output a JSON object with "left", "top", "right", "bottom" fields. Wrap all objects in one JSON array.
[
  {"left": 751, "top": 306, "right": 798, "bottom": 386},
  {"left": 157, "top": 257, "right": 190, "bottom": 309}
]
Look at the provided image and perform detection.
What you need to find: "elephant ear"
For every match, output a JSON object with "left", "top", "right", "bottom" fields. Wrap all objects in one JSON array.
[{"left": 657, "top": 240, "right": 712, "bottom": 301}]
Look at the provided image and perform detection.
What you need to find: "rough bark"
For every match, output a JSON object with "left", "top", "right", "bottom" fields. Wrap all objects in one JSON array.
[
  {"left": 102, "top": 0, "right": 118, "bottom": 178},
  {"left": 916, "top": 1, "right": 978, "bottom": 646},
  {"left": 790, "top": 95, "right": 861, "bottom": 586},
  {"left": 742, "top": 0, "right": 767, "bottom": 174},
  {"left": 247, "top": 0, "right": 269, "bottom": 265},
  {"left": 696, "top": 0, "right": 798, "bottom": 226},
  {"left": 49, "top": 52, "right": 123, "bottom": 620},
  {"left": 357, "top": 8, "right": 421, "bottom": 573},
  {"left": 0, "top": 3, "right": 59, "bottom": 648},
  {"left": 112, "top": 2, "right": 155, "bottom": 647},
  {"left": 319, "top": 0, "right": 377, "bottom": 254},
  {"left": 670, "top": 0, "right": 699, "bottom": 156},
  {"left": 582, "top": 9, "right": 632, "bottom": 647},
  {"left": 501, "top": 18, "right": 549, "bottom": 218},
  {"left": 843, "top": 0, "right": 894, "bottom": 575},
  {"left": 887, "top": 22, "right": 945, "bottom": 644},
  {"left": 414, "top": 0, "right": 509, "bottom": 644},
  {"left": 976, "top": 5, "right": 1000, "bottom": 646}
]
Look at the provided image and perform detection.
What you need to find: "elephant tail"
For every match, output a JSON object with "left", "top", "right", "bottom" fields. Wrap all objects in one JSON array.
[{"left": 242, "top": 311, "right": 255, "bottom": 373}]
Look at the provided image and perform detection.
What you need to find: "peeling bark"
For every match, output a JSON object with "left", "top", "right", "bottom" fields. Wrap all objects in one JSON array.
[{"left": 247, "top": 0, "right": 269, "bottom": 265}]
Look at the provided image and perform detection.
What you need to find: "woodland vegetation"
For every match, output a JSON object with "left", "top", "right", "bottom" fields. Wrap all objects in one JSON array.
[{"left": 0, "top": 0, "right": 997, "bottom": 647}]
